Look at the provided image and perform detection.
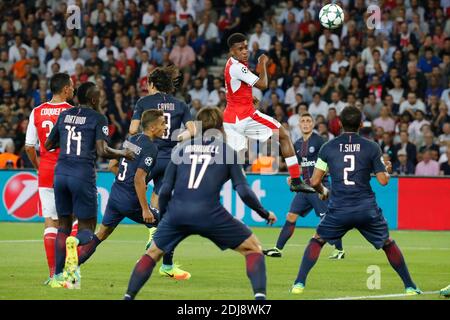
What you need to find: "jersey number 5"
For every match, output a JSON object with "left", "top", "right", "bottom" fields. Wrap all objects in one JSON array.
[
  {"left": 343, "top": 155, "right": 355, "bottom": 185},
  {"left": 188, "top": 154, "right": 212, "bottom": 189}
]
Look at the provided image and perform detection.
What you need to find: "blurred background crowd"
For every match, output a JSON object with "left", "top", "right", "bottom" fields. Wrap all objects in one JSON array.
[{"left": 0, "top": 0, "right": 449, "bottom": 175}]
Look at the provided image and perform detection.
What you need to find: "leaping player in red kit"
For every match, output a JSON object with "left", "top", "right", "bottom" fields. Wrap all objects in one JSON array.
[
  {"left": 24, "top": 73, "right": 76, "bottom": 285},
  {"left": 224, "top": 33, "right": 315, "bottom": 193}
]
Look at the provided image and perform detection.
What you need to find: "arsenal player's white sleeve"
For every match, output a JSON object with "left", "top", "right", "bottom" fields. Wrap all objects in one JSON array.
[
  {"left": 25, "top": 108, "right": 38, "bottom": 146},
  {"left": 229, "top": 63, "right": 259, "bottom": 87}
]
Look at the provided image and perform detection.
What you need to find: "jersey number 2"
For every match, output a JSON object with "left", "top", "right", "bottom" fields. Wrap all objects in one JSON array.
[
  {"left": 188, "top": 154, "right": 212, "bottom": 189},
  {"left": 343, "top": 155, "right": 355, "bottom": 185}
]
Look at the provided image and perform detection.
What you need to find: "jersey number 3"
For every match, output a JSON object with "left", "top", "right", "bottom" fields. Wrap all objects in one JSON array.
[{"left": 343, "top": 155, "right": 355, "bottom": 185}]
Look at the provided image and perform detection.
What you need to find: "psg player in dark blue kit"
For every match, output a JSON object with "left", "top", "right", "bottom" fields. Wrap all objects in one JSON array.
[
  {"left": 45, "top": 82, "right": 135, "bottom": 289},
  {"left": 264, "top": 113, "right": 345, "bottom": 259},
  {"left": 290, "top": 106, "right": 421, "bottom": 295},
  {"left": 123, "top": 107, "right": 277, "bottom": 300},
  {"left": 71, "top": 110, "right": 192, "bottom": 277},
  {"left": 129, "top": 66, "right": 195, "bottom": 279}
]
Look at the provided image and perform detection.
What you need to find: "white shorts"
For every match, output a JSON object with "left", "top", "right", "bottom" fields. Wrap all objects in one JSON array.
[
  {"left": 223, "top": 111, "right": 281, "bottom": 152},
  {"left": 38, "top": 187, "right": 58, "bottom": 220}
]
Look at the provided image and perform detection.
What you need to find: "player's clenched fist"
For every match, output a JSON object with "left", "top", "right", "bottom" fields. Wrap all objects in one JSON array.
[
  {"left": 142, "top": 208, "right": 155, "bottom": 224},
  {"left": 258, "top": 54, "right": 268, "bottom": 65},
  {"left": 123, "top": 148, "right": 136, "bottom": 161},
  {"left": 318, "top": 187, "right": 329, "bottom": 201},
  {"left": 266, "top": 211, "right": 277, "bottom": 226},
  {"left": 384, "top": 160, "right": 392, "bottom": 174}
]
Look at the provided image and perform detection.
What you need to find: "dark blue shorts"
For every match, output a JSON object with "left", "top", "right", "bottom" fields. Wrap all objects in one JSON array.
[
  {"left": 289, "top": 192, "right": 329, "bottom": 217},
  {"left": 102, "top": 199, "right": 159, "bottom": 229},
  {"left": 153, "top": 207, "right": 252, "bottom": 253},
  {"left": 146, "top": 157, "right": 170, "bottom": 194},
  {"left": 54, "top": 174, "right": 97, "bottom": 220},
  {"left": 317, "top": 208, "right": 389, "bottom": 249}
]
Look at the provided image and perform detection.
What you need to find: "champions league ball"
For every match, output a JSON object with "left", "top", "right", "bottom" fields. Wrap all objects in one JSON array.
[{"left": 319, "top": 3, "right": 344, "bottom": 29}]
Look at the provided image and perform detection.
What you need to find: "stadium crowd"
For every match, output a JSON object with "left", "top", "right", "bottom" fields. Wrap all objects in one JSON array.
[{"left": 0, "top": 0, "right": 449, "bottom": 176}]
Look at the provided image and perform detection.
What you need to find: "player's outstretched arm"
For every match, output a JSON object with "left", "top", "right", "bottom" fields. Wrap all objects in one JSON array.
[
  {"left": 254, "top": 54, "right": 269, "bottom": 90},
  {"left": 135, "top": 168, "right": 155, "bottom": 224},
  {"left": 230, "top": 164, "right": 276, "bottom": 224},
  {"left": 96, "top": 140, "right": 135, "bottom": 160},
  {"left": 24, "top": 145, "right": 39, "bottom": 169},
  {"left": 129, "top": 120, "right": 140, "bottom": 136},
  {"left": 177, "top": 121, "right": 196, "bottom": 141},
  {"left": 158, "top": 161, "right": 177, "bottom": 216},
  {"left": 310, "top": 168, "right": 329, "bottom": 200},
  {"left": 108, "top": 159, "right": 119, "bottom": 176}
]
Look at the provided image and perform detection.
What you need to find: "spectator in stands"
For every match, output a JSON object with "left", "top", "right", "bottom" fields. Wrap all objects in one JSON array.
[
  {"left": 374, "top": 106, "right": 396, "bottom": 133},
  {"left": 415, "top": 149, "right": 440, "bottom": 176},
  {"left": 248, "top": 21, "right": 271, "bottom": 53},
  {"left": 363, "top": 93, "right": 383, "bottom": 121},
  {"left": 393, "top": 149, "right": 416, "bottom": 175},
  {"left": 308, "top": 92, "right": 329, "bottom": 120},
  {"left": 394, "top": 130, "right": 418, "bottom": 165},
  {"left": 188, "top": 78, "right": 209, "bottom": 107},
  {"left": 399, "top": 92, "right": 426, "bottom": 115},
  {"left": 440, "top": 148, "right": 450, "bottom": 175}
]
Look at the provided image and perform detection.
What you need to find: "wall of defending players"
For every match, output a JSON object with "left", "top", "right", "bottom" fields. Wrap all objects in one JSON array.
[{"left": 1, "top": 170, "right": 449, "bottom": 230}]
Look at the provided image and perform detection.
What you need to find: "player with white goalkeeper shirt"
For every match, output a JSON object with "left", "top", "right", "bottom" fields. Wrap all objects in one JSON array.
[
  {"left": 224, "top": 33, "right": 314, "bottom": 193},
  {"left": 24, "top": 73, "right": 76, "bottom": 285}
]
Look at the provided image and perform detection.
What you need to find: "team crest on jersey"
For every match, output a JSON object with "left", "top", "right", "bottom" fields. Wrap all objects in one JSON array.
[
  {"left": 309, "top": 146, "right": 315, "bottom": 153},
  {"left": 102, "top": 126, "right": 109, "bottom": 136},
  {"left": 241, "top": 66, "right": 248, "bottom": 74},
  {"left": 145, "top": 157, "right": 153, "bottom": 167}
]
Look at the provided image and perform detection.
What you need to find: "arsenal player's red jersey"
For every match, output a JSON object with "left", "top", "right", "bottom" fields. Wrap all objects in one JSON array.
[
  {"left": 25, "top": 102, "right": 72, "bottom": 187},
  {"left": 223, "top": 57, "right": 260, "bottom": 123}
]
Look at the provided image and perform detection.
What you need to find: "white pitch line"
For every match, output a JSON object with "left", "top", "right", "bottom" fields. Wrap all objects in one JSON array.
[
  {"left": 323, "top": 291, "right": 441, "bottom": 300},
  {"left": 0, "top": 240, "right": 450, "bottom": 251}
]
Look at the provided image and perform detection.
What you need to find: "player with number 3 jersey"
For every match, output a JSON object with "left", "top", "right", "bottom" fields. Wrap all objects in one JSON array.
[{"left": 24, "top": 73, "right": 74, "bottom": 285}]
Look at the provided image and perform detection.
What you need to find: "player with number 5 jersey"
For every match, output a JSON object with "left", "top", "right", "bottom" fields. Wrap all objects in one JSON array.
[{"left": 24, "top": 73, "right": 74, "bottom": 285}]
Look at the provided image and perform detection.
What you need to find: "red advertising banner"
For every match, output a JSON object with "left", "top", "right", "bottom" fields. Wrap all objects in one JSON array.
[{"left": 398, "top": 178, "right": 450, "bottom": 230}]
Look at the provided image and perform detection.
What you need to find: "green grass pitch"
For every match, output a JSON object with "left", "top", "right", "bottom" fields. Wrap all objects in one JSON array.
[{"left": 0, "top": 222, "right": 449, "bottom": 300}]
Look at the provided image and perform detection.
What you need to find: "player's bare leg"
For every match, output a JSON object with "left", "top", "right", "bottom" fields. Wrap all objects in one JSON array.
[
  {"left": 235, "top": 234, "right": 267, "bottom": 300},
  {"left": 264, "top": 212, "right": 298, "bottom": 258},
  {"left": 274, "top": 127, "right": 316, "bottom": 193},
  {"left": 124, "top": 242, "right": 165, "bottom": 300},
  {"left": 43, "top": 217, "right": 58, "bottom": 284}
]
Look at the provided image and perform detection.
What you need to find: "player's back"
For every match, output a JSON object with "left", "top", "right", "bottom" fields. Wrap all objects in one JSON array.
[
  {"left": 26, "top": 102, "right": 72, "bottom": 166},
  {"left": 133, "top": 93, "right": 191, "bottom": 158},
  {"left": 168, "top": 137, "right": 239, "bottom": 214},
  {"left": 319, "top": 133, "right": 385, "bottom": 213},
  {"left": 54, "top": 106, "right": 108, "bottom": 182},
  {"left": 110, "top": 133, "right": 158, "bottom": 207}
]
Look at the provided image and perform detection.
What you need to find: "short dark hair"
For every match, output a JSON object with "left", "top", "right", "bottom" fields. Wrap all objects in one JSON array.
[
  {"left": 148, "top": 66, "right": 176, "bottom": 93},
  {"left": 77, "top": 81, "right": 97, "bottom": 105},
  {"left": 50, "top": 73, "right": 71, "bottom": 94},
  {"left": 141, "top": 109, "right": 164, "bottom": 130},
  {"left": 227, "top": 33, "right": 247, "bottom": 48},
  {"left": 300, "top": 112, "right": 313, "bottom": 120},
  {"left": 340, "top": 106, "right": 362, "bottom": 132},
  {"left": 196, "top": 107, "right": 223, "bottom": 131}
]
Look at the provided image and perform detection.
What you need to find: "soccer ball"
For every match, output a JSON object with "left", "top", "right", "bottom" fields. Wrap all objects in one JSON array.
[{"left": 319, "top": 3, "right": 344, "bottom": 29}]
